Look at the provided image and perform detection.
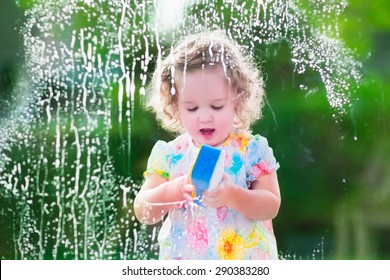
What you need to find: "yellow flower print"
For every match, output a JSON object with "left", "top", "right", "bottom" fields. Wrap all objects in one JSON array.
[
  {"left": 236, "top": 134, "right": 249, "bottom": 153},
  {"left": 224, "top": 132, "right": 250, "bottom": 153},
  {"left": 223, "top": 133, "right": 234, "bottom": 147},
  {"left": 244, "top": 225, "right": 269, "bottom": 252},
  {"left": 218, "top": 228, "right": 245, "bottom": 260}
]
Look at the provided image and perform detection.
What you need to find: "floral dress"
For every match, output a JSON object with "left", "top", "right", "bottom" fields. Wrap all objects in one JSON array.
[{"left": 144, "top": 131, "right": 280, "bottom": 260}]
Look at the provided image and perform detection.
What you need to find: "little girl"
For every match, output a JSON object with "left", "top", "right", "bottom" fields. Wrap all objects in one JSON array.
[{"left": 134, "top": 31, "right": 281, "bottom": 260}]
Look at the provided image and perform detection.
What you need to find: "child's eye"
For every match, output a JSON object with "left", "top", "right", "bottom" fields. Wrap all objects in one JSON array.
[
  {"left": 187, "top": 107, "right": 198, "bottom": 112},
  {"left": 211, "top": 105, "right": 224, "bottom": 111}
]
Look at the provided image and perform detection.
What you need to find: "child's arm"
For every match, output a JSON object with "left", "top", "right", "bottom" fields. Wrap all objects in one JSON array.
[
  {"left": 134, "top": 173, "right": 195, "bottom": 225},
  {"left": 202, "top": 171, "right": 281, "bottom": 221}
]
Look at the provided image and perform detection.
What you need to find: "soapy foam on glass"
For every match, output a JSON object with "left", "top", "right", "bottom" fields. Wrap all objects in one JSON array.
[{"left": 189, "top": 144, "right": 225, "bottom": 205}]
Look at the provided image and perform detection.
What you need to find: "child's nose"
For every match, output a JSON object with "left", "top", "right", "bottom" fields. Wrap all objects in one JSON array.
[{"left": 198, "top": 110, "right": 213, "bottom": 123}]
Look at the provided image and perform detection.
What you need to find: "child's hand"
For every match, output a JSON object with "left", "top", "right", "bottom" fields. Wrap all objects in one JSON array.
[
  {"left": 202, "top": 174, "right": 234, "bottom": 208},
  {"left": 171, "top": 175, "right": 196, "bottom": 207}
]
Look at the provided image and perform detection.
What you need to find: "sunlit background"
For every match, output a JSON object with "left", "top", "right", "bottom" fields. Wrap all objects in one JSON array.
[{"left": 0, "top": 0, "right": 389, "bottom": 260}]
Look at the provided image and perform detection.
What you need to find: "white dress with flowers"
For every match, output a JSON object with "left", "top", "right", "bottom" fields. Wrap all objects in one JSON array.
[{"left": 144, "top": 131, "right": 280, "bottom": 260}]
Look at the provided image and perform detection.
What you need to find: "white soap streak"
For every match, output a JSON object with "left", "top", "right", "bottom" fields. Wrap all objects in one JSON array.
[
  {"left": 145, "top": 200, "right": 186, "bottom": 207},
  {"left": 133, "top": 228, "right": 138, "bottom": 254},
  {"left": 145, "top": 197, "right": 202, "bottom": 207},
  {"left": 154, "top": 0, "right": 163, "bottom": 95},
  {"left": 120, "top": 184, "right": 131, "bottom": 208},
  {"left": 117, "top": 0, "right": 129, "bottom": 126}
]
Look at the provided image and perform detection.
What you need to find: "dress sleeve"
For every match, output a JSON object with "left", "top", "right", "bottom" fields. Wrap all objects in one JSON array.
[
  {"left": 143, "top": 140, "right": 171, "bottom": 179},
  {"left": 245, "top": 135, "right": 280, "bottom": 182}
]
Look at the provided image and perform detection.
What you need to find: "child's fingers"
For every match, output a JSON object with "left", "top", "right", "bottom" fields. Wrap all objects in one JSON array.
[
  {"left": 202, "top": 194, "right": 218, "bottom": 208},
  {"left": 183, "top": 183, "right": 195, "bottom": 192},
  {"left": 203, "top": 189, "right": 225, "bottom": 208},
  {"left": 183, "top": 193, "right": 193, "bottom": 202},
  {"left": 182, "top": 184, "right": 195, "bottom": 201},
  {"left": 184, "top": 174, "right": 191, "bottom": 183}
]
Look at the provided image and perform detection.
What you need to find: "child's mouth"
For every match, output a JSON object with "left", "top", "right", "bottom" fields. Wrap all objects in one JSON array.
[{"left": 200, "top": 128, "right": 215, "bottom": 136}]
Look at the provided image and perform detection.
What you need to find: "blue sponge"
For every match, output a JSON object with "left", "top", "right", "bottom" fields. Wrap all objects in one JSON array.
[{"left": 189, "top": 144, "right": 225, "bottom": 205}]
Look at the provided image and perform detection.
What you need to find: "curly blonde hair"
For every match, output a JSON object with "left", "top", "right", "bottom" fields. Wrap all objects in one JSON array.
[{"left": 147, "top": 31, "right": 265, "bottom": 134}]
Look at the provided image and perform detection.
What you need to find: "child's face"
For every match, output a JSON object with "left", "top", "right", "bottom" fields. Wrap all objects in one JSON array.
[{"left": 176, "top": 66, "right": 236, "bottom": 147}]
